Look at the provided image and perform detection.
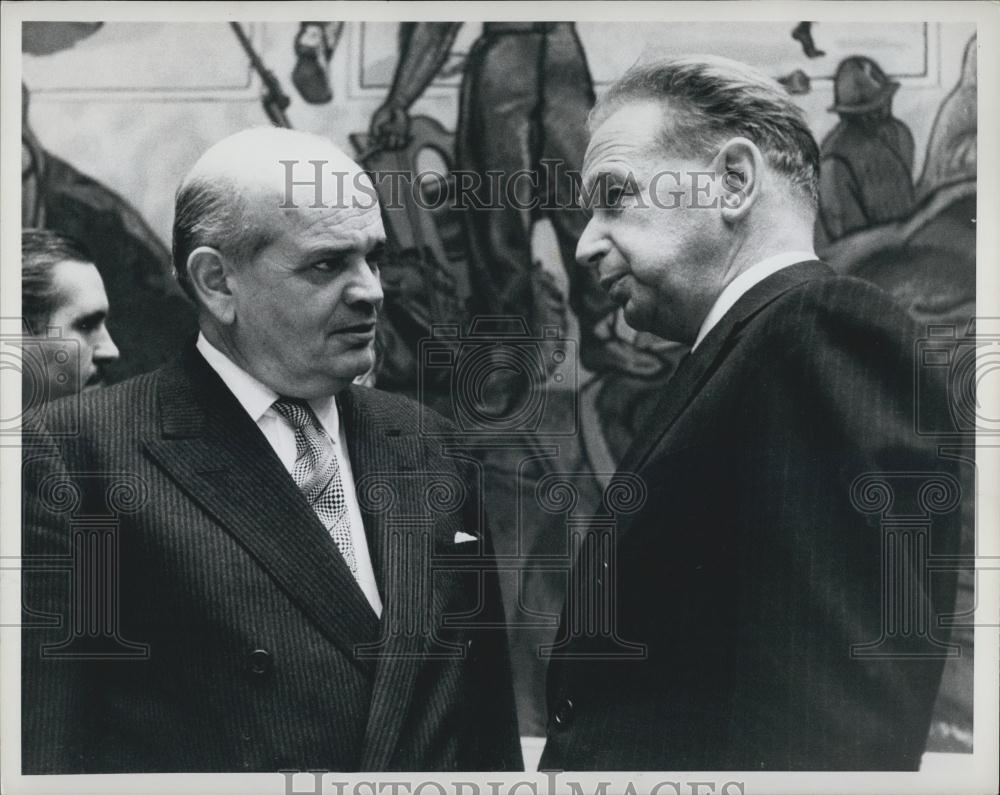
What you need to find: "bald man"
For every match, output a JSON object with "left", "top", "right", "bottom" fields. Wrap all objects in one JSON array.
[{"left": 21, "top": 128, "right": 522, "bottom": 773}]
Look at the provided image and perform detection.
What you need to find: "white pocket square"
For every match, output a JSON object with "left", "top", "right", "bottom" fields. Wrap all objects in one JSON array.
[{"left": 453, "top": 532, "right": 479, "bottom": 544}]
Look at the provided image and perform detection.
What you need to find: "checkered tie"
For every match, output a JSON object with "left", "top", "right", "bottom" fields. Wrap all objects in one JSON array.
[{"left": 271, "top": 397, "right": 358, "bottom": 577}]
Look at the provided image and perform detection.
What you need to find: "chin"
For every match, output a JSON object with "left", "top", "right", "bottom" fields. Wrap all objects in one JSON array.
[
  {"left": 332, "top": 356, "right": 376, "bottom": 388},
  {"left": 621, "top": 305, "right": 650, "bottom": 333},
  {"left": 345, "top": 348, "right": 375, "bottom": 375}
]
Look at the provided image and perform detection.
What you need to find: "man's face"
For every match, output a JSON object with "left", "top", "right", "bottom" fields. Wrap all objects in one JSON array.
[
  {"left": 28, "top": 260, "right": 119, "bottom": 401},
  {"left": 576, "top": 101, "right": 728, "bottom": 344},
  {"left": 223, "top": 171, "right": 386, "bottom": 399}
]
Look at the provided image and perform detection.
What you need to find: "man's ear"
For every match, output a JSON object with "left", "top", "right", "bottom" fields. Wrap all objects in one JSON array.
[
  {"left": 713, "top": 137, "right": 764, "bottom": 223},
  {"left": 186, "top": 246, "right": 236, "bottom": 324}
]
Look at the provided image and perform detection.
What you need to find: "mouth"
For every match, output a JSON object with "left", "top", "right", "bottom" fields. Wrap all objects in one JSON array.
[
  {"left": 600, "top": 272, "right": 629, "bottom": 304},
  {"left": 599, "top": 271, "right": 626, "bottom": 292},
  {"left": 333, "top": 321, "right": 377, "bottom": 339}
]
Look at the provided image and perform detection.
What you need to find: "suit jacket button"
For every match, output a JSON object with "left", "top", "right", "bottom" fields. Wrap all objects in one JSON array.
[
  {"left": 248, "top": 648, "right": 272, "bottom": 676},
  {"left": 552, "top": 698, "right": 574, "bottom": 728}
]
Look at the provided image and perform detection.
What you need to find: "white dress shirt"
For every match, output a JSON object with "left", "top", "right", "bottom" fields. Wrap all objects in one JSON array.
[
  {"left": 196, "top": 333, "right": 383, "bottom": 616},
  {"left": 692, "top": 250, "right": 818, "bottom": 351}
]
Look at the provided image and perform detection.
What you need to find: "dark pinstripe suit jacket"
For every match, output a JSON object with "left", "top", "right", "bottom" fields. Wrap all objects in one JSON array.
[
  {"left": 21, "top": 346, "right": 522, "bottom": 773},
  {"left": 540, "top": 262, "right": 962, "bottom": 771}
]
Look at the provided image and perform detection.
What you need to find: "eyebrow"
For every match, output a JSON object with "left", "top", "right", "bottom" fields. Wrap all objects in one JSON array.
[
  {"left": 303, "top": 238, "right": 387, "bottom": 260},
  {"left": 72, "top": 309, "right": 107, "bottom": 328},
  {"left": 577, "top": 170, "right": 626, "bottom": 211}
]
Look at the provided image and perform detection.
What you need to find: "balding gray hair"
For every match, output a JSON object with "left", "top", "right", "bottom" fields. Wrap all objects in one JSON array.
[
  {"left": 592, "top": 55, "right": 820, "bottom": 206},
  {"left": 171, "top": 174, "right": 273, "bottom": 302},
  {"left": 171, "top": 126, "right": 358, "bottom": 303}
]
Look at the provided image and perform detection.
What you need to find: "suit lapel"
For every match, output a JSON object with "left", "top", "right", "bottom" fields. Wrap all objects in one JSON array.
[
  {"left": 617, "top": 261, "right": 832, "bottom": 476},
  {"left": 339, "top": 387, "right": 445, "bottom": 770},
  {"left": 142, "top": 348, "right": 381, "bottom": 674}
]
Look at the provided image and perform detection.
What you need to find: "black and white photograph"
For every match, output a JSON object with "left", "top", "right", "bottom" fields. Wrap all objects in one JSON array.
[{"left": 1, "top": 2, "right": 997, "bottom": 794}]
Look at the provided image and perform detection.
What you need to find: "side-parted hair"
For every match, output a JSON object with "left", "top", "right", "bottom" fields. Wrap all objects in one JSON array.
[
  {"left": 171, "top": 175, "right": 273, "bottom": 303},
  {"left": 591, "top": 55, "right": 820, "bottom": 206},
  {"left": 21, "top": 229, "right": 93, "bottom": 335}
]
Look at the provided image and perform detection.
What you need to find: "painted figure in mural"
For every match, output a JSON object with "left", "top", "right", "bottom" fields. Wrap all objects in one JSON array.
[
  {"left": 829, "top": 35, "right": 978, "bottom": 755},
  {"left": 815, "top": 56, "right": 916, "bottom": 245},
  {"left": 20, "top": 229, "right": 120, "bottom": 404},
  {"left": 291, "top": 21, "right": 345, "bottom": 104},
  {"left": 539, "top": 56, "right": 960, "bottom": 771},
  {"left": 369, "top": 22, "right": 660, "bottom": 376},
  {"left": 21, "top": 82, "right": 197, "bottom": 383},
  {"left": 791, "top": 21, "right": 825, "bottom": 58},
  {"left": 21, "top": 128, "right": 523, "bottom": 774},
  {"left": 918, "top": 34, "right": 977, "bottom": 198}
]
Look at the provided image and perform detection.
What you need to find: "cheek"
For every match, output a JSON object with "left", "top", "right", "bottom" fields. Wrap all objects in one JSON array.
[
  {"left": 620, "top": 223, "right": 671, "bottom": 271},
  {"left": 78, "top": 337, "right": 100, "bottom": 364}
]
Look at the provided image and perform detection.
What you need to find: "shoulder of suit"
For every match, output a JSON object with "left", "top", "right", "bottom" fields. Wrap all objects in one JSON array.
[
  {"left": 345, "top": 384, "right": 458, "bottom": 436},
  {"left": 30, "top": 368, "right": 161, "bottom": 437},
  {"left": 760, "top": 272, "right": 918, "bottom": 349}
]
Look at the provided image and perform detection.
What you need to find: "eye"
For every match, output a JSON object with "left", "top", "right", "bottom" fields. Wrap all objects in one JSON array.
[
  {"left": 366, "top": 245, "right": 385, "bottom": 272},
  {"left": 74, "top": 316, "right": 104, "bottom": 333},
  {"left": 311, "top": 259, "right": 340, "bottom": 272},
  {"left": 604, "top": 182, "right": 637, "bottom": 211}
]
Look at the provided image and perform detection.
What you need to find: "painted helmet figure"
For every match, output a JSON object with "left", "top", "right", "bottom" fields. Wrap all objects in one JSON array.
[{"left": 829, "top": 56, "right": 900, "bottom": 114}]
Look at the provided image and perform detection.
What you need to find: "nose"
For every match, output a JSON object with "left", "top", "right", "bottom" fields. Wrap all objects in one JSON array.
[
  {"left": 345, "top": 256, "right": 384, "bottom": 312},
  {"left": 94, "top": 324, "right": 120, "bottom": 363},
  {"left": 575, "top": 217, "right": 609, "bottom": 269}
]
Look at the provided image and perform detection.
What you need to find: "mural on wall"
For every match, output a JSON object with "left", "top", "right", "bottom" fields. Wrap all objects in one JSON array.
[
  {"left": 292, "top": 21, "right": 345, "bottom": 105},
  {"left": 20, "top": 20, "right": 976, "bottom": 748},
  {"left": 367, "top": 22, "right": 664, "bottom": 380},
  {"left": 21, "top": 23, "right": 197, "bottom": 384},
  {"left": 814, "top": 36, "right": 978, "bottom": 754},
  {"left": 816, "top": 56, "right": 917, "bottom": 245}
]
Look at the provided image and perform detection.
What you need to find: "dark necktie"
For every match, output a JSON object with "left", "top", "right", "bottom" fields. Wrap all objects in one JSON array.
[{"left": 271, "top": 397, "right": 358, "bottom": 578}]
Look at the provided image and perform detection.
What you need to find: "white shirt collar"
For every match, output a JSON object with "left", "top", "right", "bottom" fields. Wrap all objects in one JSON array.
[
  {"left": 195, "top": 333, "right": 340, "bottom": 437},
  {"left": 692, "top": 250, "right": 817, "bottom": 351}
]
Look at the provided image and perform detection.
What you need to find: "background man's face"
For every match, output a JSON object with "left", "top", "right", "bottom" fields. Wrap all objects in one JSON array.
[
  {"left": 26, "top": 259, "right": 119, "bottom": 402},
  {"left": 224, "top": 171, "right": 386, "bottom": 399},
  {"left": 576, "top": 101, "right": 727, "bottom": 344}
]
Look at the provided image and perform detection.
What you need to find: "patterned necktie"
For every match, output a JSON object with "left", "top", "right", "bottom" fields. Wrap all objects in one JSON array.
[{"left": 271, "top": 397, "right": 358, "bottom": 578}]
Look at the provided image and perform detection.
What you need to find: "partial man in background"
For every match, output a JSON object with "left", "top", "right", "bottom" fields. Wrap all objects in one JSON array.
[
  {"left": 21, "top": 229, "right": 120, "bottom": 404},
  {"left": 22, "top": 127, "right": 521, "bottom": 773},
  {"left": 22, "top": 80, "right": 197, "bottom": 382},
  {"left": 540, "top": 56, "right": 960, "bottom": 771}
]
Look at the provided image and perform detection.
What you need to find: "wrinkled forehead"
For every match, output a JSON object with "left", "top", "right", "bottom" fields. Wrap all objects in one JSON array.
[
  {"left": 249, "top": 157, "right": 384, "bottom": 242},
  {"left": 277, "top": 193, "right": 386, "bottom": 247},
  {"left": 189, "top": 132, "right": 379, "bottom": 214},
  {"left": 243, "top": 150, "right": 377, "bottom": 211},
  {"left": 266, "top": 187, "right": 385, "bottom": 257},
  {"left": 582, "top": 101, "right": 668, "bottom": 183}
]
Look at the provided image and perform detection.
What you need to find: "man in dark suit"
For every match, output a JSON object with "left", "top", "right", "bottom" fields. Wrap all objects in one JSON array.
[
  {"left": 21, "top": 127, "right": 522, "bottom": 773},
  {"left": 539, "top": 56, "right": 961, "bottom": 771}
]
